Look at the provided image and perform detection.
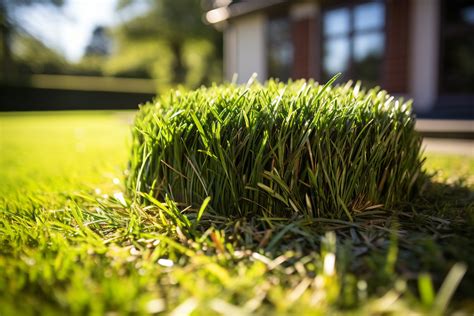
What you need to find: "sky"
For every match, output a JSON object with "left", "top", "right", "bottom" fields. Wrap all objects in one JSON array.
[{"left": 16, "top": 0, "right": 146, "bottom": 61}]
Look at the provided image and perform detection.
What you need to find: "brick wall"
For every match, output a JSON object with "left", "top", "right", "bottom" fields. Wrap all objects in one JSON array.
[
  {"left": 291, "top": 16, "right": 319, "bottom": 79},
  {"left": 383, "top": 0, "right": 411, "bottom": 93}
]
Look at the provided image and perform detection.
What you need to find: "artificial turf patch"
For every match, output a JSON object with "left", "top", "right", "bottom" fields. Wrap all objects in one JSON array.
[{"left": 127, "top": 78, "right": 424, "bottom": 220}]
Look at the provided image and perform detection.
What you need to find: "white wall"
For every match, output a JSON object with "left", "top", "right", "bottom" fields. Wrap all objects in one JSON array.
[
  {"left": 224, "top": 14, "right": 267, "bottom": 83},
  {"left": 409, "top": 0, "right": 440, "bottom": 113}
]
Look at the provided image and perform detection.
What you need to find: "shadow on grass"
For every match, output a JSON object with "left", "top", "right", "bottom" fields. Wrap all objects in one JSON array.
[
  {"left": 36, "top": 175, "right": 469, "bottom": 312},
  {"left": 178, "top": 177, "right": 474, "bottom": 302}
]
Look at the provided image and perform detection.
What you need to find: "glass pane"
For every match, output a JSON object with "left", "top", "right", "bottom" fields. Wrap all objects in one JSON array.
[
  {"left": 323, "top": 37, "right": 350, "bottom": 80},
  {"left": 354, "top": 2, "right": 385, "bottom": 31},
  {"left": 441, "top": 34, "right": 474, "bottom": 93},
  {"left": 441, "top": 0, "right": 474, "bottom": 93},
  {"left": 461, "top": 6, "right": 474, "bottom": 25},
  {"left": 354, "top": 32, "right": 384, "bottom": 61},
  {"left": 268, "top": 17, "right": 294, "bottom": 81},
  {"left": 323, "top": 8, "right": 350, "bottom": 36},
  {"left": 353, "top": 32, "right": 384, "bottom": 87},
  {"left": 446, "top": 0, "right": 474, "bottom": 26}
]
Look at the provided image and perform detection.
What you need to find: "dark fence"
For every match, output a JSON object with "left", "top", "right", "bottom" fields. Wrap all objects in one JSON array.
[{"left": 0, "top": 86, "right": 155, "bottom": 111}]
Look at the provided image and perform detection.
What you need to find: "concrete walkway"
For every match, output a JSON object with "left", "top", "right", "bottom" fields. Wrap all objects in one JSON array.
[
  {"left": 416, "top": 119, "right": 474, "bottom": 139},
  {"left": 415, "top": 119, "right": 473, "bottom": 156},
  {"left": 422, "top": 138, "right": 474, "bottom": 156}
]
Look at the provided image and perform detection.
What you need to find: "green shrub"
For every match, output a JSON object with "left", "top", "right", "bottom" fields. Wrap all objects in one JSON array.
[{"left": 127, "top": 78, "right": 424, "bottom": 220}]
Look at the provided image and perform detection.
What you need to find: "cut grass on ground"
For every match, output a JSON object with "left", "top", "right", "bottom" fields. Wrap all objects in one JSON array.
[
  {"left": 0, "top": 111, "right": 473, "bottom": 315},
  {"left": 0, "top": 111, "right": 131, "bottom": 196}
]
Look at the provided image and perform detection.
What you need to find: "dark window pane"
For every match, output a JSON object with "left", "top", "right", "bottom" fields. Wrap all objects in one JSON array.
[
  {"left": 353, "top": 32, "right": 384, "bottom": 87},
  {"left": 441, "top": 0, "right": 474, "bottom": 93},
  {"left": 323, "top": 37, "right": 350, "bottom": 80},
  {"left": 445, "top": 0, "right": 474, "bottom": 26},
  {"left": 354, "top": 2, "right": 385, "bottom": 31},
  {"left": 268, "top": 17, "right": 293, "bottom": 81},
  {"left": 441, "top": 35, "right": 474, "bottom": 93},
  {"left": 323, "top": 8, "right": 350, "bottom": 36},
  {"left": 462, "top": 6, "right": 474, "bottom": 24}
]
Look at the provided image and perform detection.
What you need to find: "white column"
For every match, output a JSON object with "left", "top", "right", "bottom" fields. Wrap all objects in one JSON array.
[
  {"left": 224, "top": 23, "right": 238, "bottom": 81},
  {"left": 225, "top": 13, "right": 267, "bottom": 84},
  {"left": 409, "top": 0, "right": 440, "bottom": 113}
]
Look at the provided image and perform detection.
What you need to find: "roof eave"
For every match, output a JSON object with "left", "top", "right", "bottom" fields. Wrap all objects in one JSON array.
[{"left": 205, "top": 0, "right": 288, "bottom": 25}]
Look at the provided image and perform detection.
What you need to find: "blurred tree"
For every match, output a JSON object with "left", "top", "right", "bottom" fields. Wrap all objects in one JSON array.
[
  {"left": 75, "top": 25, "right": 112, "bottom": 76},
  {"left": 85, "top": 26, "right": 111, "bottom": 57},
  {"left": 0, "top": 0, "right": 64, "bottom": 82},
  {"left": 13, "top": 32, "right": 68, "bottom": 75},
  {"left": 109, "top": 0, "right": 222, "bottom": 91}
]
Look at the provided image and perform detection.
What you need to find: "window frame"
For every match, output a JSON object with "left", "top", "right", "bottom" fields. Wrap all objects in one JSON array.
[{"left": 320, "top": 0, "right": 387, "bottom": 85}]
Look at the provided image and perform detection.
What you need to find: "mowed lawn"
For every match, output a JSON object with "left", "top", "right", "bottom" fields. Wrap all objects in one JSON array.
[
  {"left": 0, "top": 111, "right": 473, "bottom": 314},
  {"left": 0, "top": 111, "right": 132, "bottom": 198}
]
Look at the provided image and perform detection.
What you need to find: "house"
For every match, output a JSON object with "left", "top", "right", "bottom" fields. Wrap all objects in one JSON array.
[{"left": 205, "top": 0, "right": 474, "bottom": 118}]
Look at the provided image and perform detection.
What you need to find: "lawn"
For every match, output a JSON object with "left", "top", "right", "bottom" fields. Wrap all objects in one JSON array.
[{"left": 0, "top": 110, "right": 473, "bottom": 315}]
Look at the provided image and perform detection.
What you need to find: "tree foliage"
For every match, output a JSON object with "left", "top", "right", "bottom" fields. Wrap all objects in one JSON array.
[
  {"left": 13, "top": 32, "right": 69, "bottom": 74},
  {"left": 107, "top": 0, "right": 222, "bottom": 92},
  {"left": 0, "top": 0, "right": 65, "bottom": 82},
  {"left": 0, "top": 0, "right": 223, "bottom": 91}
]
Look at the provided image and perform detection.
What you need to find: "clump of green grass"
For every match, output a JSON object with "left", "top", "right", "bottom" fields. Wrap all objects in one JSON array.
[{"left": 127, "top": 77, "right": 424, "bottom": 220}]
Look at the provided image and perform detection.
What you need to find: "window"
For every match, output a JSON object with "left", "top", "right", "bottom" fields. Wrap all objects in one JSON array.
[
  {"left": 322, "top": 1, "right": 385, "bottom": 87},
  {"left": 440, "top": 0, "right": 474, "bottom": 94},
  {"left": 268, "top": 16, "right": 293, "bottom": 81}
]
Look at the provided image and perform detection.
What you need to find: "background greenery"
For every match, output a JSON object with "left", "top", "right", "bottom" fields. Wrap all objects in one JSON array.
[{"left": 0, "top": 0, "right": 221, "bottom": 92}]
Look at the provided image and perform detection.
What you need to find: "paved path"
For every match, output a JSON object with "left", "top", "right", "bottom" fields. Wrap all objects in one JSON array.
[
  {"left": 422, "top": 138, "right": 474, "bottom": 156},
  {"left": 416, "top": 119, "right": 474, "bottom": 133},
  {"left": 416, "top": 119, "right": 474, "bottom": 139}
]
